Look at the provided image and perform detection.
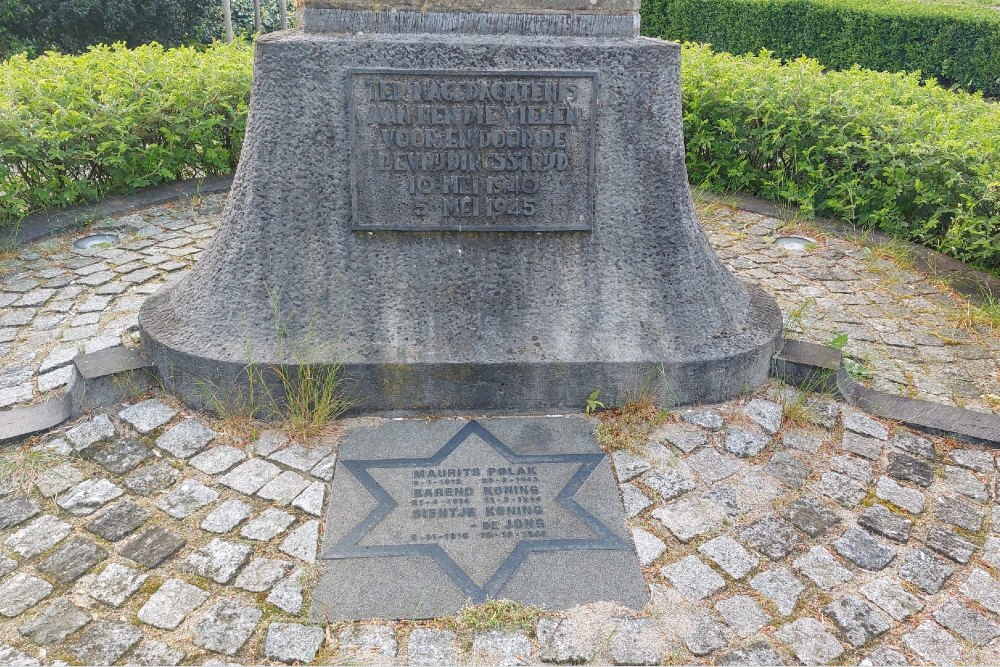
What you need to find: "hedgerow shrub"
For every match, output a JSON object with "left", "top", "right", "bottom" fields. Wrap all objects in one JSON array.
[
  {"left": 681, "top": 43, "right": 1000, "bottom": 270},
  {"left": 0, "top": 41, "right": 252, "bottom": 227},
  {"left": 643, "top": 0, "right": 1000, "bottom": 96}
]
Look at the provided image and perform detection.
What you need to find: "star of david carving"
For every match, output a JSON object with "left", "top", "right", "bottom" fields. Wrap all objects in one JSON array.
[{"left": 324, "top": 420, "right": 627, "bottom": 603}]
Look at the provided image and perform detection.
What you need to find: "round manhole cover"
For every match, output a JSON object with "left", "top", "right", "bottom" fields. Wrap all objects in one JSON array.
[
  {"left": 774, "top": 235, "right": 816, "bottom": 251},
  {"left": 72, "top": 233, "right": 119, "bottom": 250}
]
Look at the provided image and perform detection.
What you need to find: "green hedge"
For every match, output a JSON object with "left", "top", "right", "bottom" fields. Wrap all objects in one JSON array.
[
  {"left": 643, "top": 0, "right": 1000, "bottom": 96},
  {"left": 681, "top": 43, "right": 1000, "bottom": 270},
  {"left": 0, "top": 40, "right": 251, "bottom": 226}
]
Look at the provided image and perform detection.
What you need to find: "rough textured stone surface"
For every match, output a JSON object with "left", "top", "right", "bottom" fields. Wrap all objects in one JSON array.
[
  {"left": 716, "top": 641, "right": 784, "bottom": 666},
  {"left": 902, "top": 621, "right": 962, "bottom": 665},
  {"left": 699, "top": 535, "right": 759, "bottom": 579},
  {"left": 892, "top": 431, "right": 935, "bottom": 459},
  {"left": 943, "top": 465, "right": 988, "bottom": 500},
  {"left": 643, "top": 470, "right": 694, "bottom": 500},
  {"left": 154, "top": 418, "right": 215, "bottom": 458},
  {"left": 129, "top": 639, "right": 185, "bottom": 666},
  {"left": 833, "top": 527, "right": 896, "bottom": 570},
  {"left": 189, "top": 446, "right": 246, "bottom": 474},
  {"left": 57, "top": 478, "right": 122, "bottom": 515},
  {"left": 785, "top": 496, "right": 841, "bottom": 537},
  {"left": 682, "top": 411, "right": 725, "bottom": 431},
  {"left": 33, "top": 464, "right": 83, "bottom": 497},
  {"left": 0, "top": 498, "right": 39, "bottom": 530},
  {"left": 925, "top": 526, "right": 976, "bottom": 563},
  {"left": 18, "top": 597, "right": 91, "bottom": 645},
  {"left": 85, "top": 499, "right": 149, "bottom": 541},
  {"left": 961, "top": 568, "right": 1000, "bottom": 615},
  {"left": 270, "top": 443, "right": 331, "bottom": 471},
  {"left": 124, "top": 460, "right": 179, "bottom": 495},
  {"left": 5, "top": 515, "right": 71, "bottom": 557},
  {"left": 65, "top": 414, "right": 115, "bottom": 450},
  {"left": 609, "top": 619, "right": 660, "bottom": 666},
  {"left": 119, "top": 398, "right": 177, "bottom": 433},
  {"left": 408, "top": 629, "right": 460, "bottom": 666},
  {"left": 948, "top": 448, "right": 993, "bottom": 472},
  {"left": 662, "top": 556, "right": 726, "bottom": 601},
  {"left": 257, "top": 470, "right": 311, "bottom": 504},
  {"left": 744, "top": 398, "right": 782, "bottom": 434},
  {"left": 611, "top": 451, "right": 650, "bottom": 481},
  {"left": 684, "top": 613, "right": 726, "bottom": 656},
  {"left": 764, "top": 451, "right": 809, "bottom": 489},
  {"left": 933, "top": 494, "right": 985, "bottom": 532},
  {"left": 932, "top": 600, "right": 1000, "bottom": 645},
  {"left": 715, "top": 595, "right": 770, "bottom": 638},
  {"left": 219, "top": 458, "right": 282, "bottom": 494},
  {"left": 265, "top": 623, "right": 325, "bottom": 664},
  {"left": 653, "top": 498, "right": 723, "bottom": 542},
  {"left": 281, "top": 519, "right": 319, "bottom": 562},
  {"left": 234, "top": 558, "right": 293, "bottom": 592},
  {"left": 631, "top": 527, "right": 666, "bottom": 566},
  {"left": 740, "top": 516, "right": 799, "bottom": 560},
  {"left": 887, "top": 452, "right": 934, "bottom": 487},
  {"left": 750, "top": 567, "right": 805, "bottom": 616},
  {"left": 687, "top": 448, "right": 741, "bottom": 483},
  {"left": 241, "top": 508, "right": 295, "bottom": 541},
  {"left": 201, "top": 499, "right": 253, "bottom": 533},
  {"left": 69, "top": 621, "right": 142, "bottom": 664},
  {"left": 87, "top": 562, "right": 148, "bottom": 607},
  {"left": 121, "top": 526, "right": 186, "bottom": 567},
  {"left": 620, "top": 483, "right": 652, "bottom": 518},
  {"left": 860, "top": 577, "right": 923, "bottom": 621},
  {"left": 267, "top": 569, "right": 305, "bottom": 614},
  {"left": 91, "top": 438, "right": 150, "bottom": 474},
  {"left": 724, "top": 428, "right": 768, "bottom": 457},
  {"left": 157, "top": 478, "right": 219, "bottom": 518},
  {"left": 776, "top": 618, "right": 844, "bottom": 665},
  {"left": 830, "top": 454, "right": 873, "bottom": 483},
  {"left": 184, "top": 538, "right": 252, "bottom": 584},
  {"left": 193, "top": 599, "right": 262, "bottom": 655},
  {"left": 292, "top": 480, "right": 325, "bottom": 516},
  {"left": 842, "top": 432, "right": 883, "bottom": 460},
  {"left": 0, "top": 573, "right": 52, "bottom": 617},
  {"left": 817, "top": 471, "right": 867, "bottom": 507},
  {"left": 899, "top": 547, "right": 954, "bottom": 594},
  {"left": 843, "top": 412, "right": 888, "bottom": 440},
  {"left": 38, "top": 536, "right": 107, "bottom": 584},
  {"left": 652, "top": 423, "right": 707, "bottom": 453},
  {"left": 793, "top": 546, "right": 852, "bottom": 590},
  {"left": 824, "top": 595, "right": 891, "bottom": 647},
  {"left": 875, "top": 476, "right": 925, "bottom": 514},
  {"left": 337, "top": 623, "right": 398, "bottom": 658},
  {"left": 858, "top": 504, "right": 913, "bottom": 543},
  {"left": 138, "top": 578, "right": 210, "bottom": 629}
]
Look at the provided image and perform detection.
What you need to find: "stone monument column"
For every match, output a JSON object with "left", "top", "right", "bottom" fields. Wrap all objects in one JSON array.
[{"left": 139, "top": 0, "right": 782, "bottom": 414}]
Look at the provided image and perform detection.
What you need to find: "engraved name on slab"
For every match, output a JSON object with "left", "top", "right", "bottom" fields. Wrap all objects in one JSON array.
[{"left": 349, "top": 69, "right": 597, "bottom": 232}]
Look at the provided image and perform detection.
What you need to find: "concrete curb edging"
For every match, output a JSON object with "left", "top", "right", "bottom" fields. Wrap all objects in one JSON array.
[
  {"left": 2, "top": 340, "right": 996, "bottom": 447},
  {"left": 773, "top": 339, "right": 1000, "bottom": 446}
]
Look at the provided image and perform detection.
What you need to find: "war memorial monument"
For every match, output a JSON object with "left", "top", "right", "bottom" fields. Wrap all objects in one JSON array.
[{"left": 137, "top": 0, "right": 783, "bottom": 620}]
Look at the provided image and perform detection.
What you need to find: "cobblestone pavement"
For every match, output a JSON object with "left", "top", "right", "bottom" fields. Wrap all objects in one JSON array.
[{"left": 0, "top": 193, "right": 997, "bottom": 666}]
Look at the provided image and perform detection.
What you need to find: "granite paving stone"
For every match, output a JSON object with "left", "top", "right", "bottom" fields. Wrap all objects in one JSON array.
[
  {"left": 961, "top": 568, "right": 1000, "bottom": 615},
  {"left": 129, "top": 639, "right": 185, "bottom": 666},
  {"left": 252, "top": 430, "right": 289, "bottom": 457},
  {"left": 69, "top": 621, "right": 142, "bottom": 665},
  {"left": 65, "top": 414, "right": 115, "bottom": 451},
  {"left": 744, "top": 398, "right": 782, "bottom": 434},
  {"left": 291, "top": 480, "right": 325, "bottom": 516},
  {"left": 875, "top": 476, "right": 925, "bottom": 514},
  {"left": 218, "top": 458, "right": 282, "bottom": 495},
  {"left": 933, "top": 495, "right": 986, "bottom": 532},
  {"left": 90, "top": 438, "right": 151, "bottom": 474},
  {"left": 85, "top": 499, "right": 149, "bottom": 541},
  {"left": 280, "top": 519, "right": 320, "bottom": 563},
  {"left": 193, "top": 599, "right": 262, "bottom": 655},
  {"left": 5, "top": 515, "right": 71, "bottom": 558},
  {"left": 739, "top": 516, "right": 800, "bottom": 560},
  {"left": 17, "top": 597, "right": 91, "bottom": 645},
  {"left": 948, "top": 448, "right": 994, "bottom": 473},
  {"left": 653, "top": 499, "right": 724, "bottom": 543},
  {"left": 715, "top": 641, "right": 784, "bottom": 666},
  {"left": 817, "top": 471, "right": 867, "bottom": 508},
  {"left": 121, "top": 526, "right": 186, "bottom": 567},
  {"left": 157, "top": 478, "right": 219, "bottom": 518},
  {"left": 925, "top": 526, "right": 977, "bottom": 563},
  {"left": 899, "top": 547, "right": 954, "bottom": 594},
  {"left": 270, "top": 443, "right": 331, "bottom": 471},
  {"left": 831, "top": 454, "right": 873, "bottom": 483},
  {"left": 87, "top": 562, "right": 149, "bottom": 606},
  {"left": 902, "top": 621, "right": 962, "bottom": 664},
  {"left": 267, "top": 569, "right": 305, "bottom": 614},
  {"left": 785, "top": 496, "right": 841, "bottom": 537},
  {"left": 201, "top": 499, "right": 253, "bottom": 533},
  {"left": 124, "top": 460, "right": 180, "bottom": 495},
  {"left": 609, "top": 618, "right": 661, "bottom": 666},
  {"left": 154, "top": 418, "right": 215, "bottom": 458},
  {"left": 887, "top": 452, "right": 934, "bottom": 487},
  {"left": 652, "top": 423, "right": 708, "bottom": 453},
  {"left": 834, "top": 526, "right": 896, "bottom": 570},
  {"left": 684, "top": 613, "right": 727, "bottom": 656},
  {"left": 183, "top": 538, "right": 252, "bottom": 584},
  {"left": 189, "top": 446, "right": 246, "bottom": 475},
  {"left": 234, "top": 557, "right": 293, "bottom": 592},
  {"left": 38, "top": 536, "right": 107, "bottom": 584},
  {"left": 843, "top": 412, "right": 888, "bottom": 440},
  {"left": 643, "top": 470, "right": 695, "bottom": 501},
  {"left": 257, "top": 470, "right": 311, "bottom": 504},
  {"left": 860, "top": 576, "right": 924, "bottom": 621},
  {"left": 793, "top": 546, "right": 853, "bottom": 590},
  {"left": 824, "top": 595, "right": 891, "bottom": 647},
  {"left": 715, "top": 595, "right": 770, "bottom": 638},
  {"left": 56, "top": 478, "right": 123, "bottom": 515},
  {"left": 698, "top": 535, "right": 760, "bottom": 579},
  {"left": 776, "top": 618, "right": 844, "bottom": 665},
  {"left": 265, "top": 623, "right": 325, "bottom": 664},
  {"left": 750, "top": 567, "right": 805, "bottom": 616},
  {"left": 337, "top": 623, "right": 398, "bottom": 658},
  {"left": 661, "top": 555, "right": 726, "bottom": 601},
  {"left": 0, "top": 498, "right": 40, "bottom": 530},
  {"left": 724, "top": 428, "right": 769, "bottom": 457},
  {"left": 842, "top": 432, "right": 884, "bottom": 460},
  {"left": 892, "top": 431, "right": 935, "bottom": 459},
  {"left": 858, "top": 504, "right": 913, "bottom": 543},
  {"left": 681, "top": 410, "right": 724, "bottom": 431},
  {"left": 138, "top": 578, "right": 210, "bottom": 629},
  {"left": 631, "top": 527, "right": 666, "bottom": 566},
  {"left": 33, "top": 464, "right": 83, "bottom": 497},
  {"left": 932, "top": 600, "right": 1000, "bottom": 645},
  {"left": 687, "top": 448, "right": 741, "bottom": 483},
  {"left": 621, "top": 483, "right": 653, "bottom": 518},
  {"left": 311, "top": 453, "right": 338, "bottom": 480},
  {"left": 240, "top": 508, "right": 295, "bottom": 541},
  {"left": 764, "top": 451, "right": 809, "bottom": 489},
  {"left": 0, "top": 573, "right": 53, "bottom": 617},
  {"left": 118, "top": 398, "right": 177, "bottom": 433},
  {"left": 943, "top": 465, "right": 988, "bottom": 501}
]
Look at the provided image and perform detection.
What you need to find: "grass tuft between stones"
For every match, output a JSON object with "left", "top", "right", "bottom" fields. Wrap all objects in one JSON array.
[{"left": 454, "top": 599, "right": 544, "bottom": 635}]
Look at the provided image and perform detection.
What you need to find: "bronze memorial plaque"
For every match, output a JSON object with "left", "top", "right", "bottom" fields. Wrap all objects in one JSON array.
[{"left": 349, "top": 69, "right": 598, "bottom": 232}]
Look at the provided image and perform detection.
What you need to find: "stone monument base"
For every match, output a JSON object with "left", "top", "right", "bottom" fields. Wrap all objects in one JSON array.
[{"left": 139, "top": 28, "right": 782, "bottom": 414}]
